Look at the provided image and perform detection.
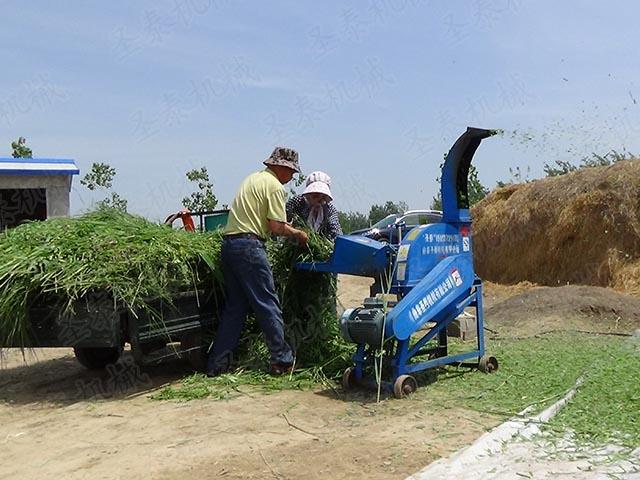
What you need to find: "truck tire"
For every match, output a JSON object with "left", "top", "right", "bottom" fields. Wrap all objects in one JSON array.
[{"left": 74, "top": 346, "right": 123, "bottom": 370}]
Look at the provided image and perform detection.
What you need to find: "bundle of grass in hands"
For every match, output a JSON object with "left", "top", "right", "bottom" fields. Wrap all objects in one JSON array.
[
  {"left": 156, "top": 230, "right": 352, "bottom": 401},
  {"left": 0, "top": 208, "right": 223, "bottom": 348},
  {"left": 276, "top": 232, "right": 351, "bottom": 372},
  {"left": 234, "top": 230, "right": 351, "bottom": 375}
]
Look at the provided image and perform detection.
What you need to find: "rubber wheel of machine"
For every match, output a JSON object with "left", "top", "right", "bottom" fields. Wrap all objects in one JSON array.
[
  {"left": 393, "top": 375, "right": 418, "bottom": 399},
  {"left": 342, "top": 367, "right": 357, "bottom": 391},
  {"left": 478, "top": 355, "right": 499, "bottom": 374},
  {"left": 74, "top": 346, "right": 123, "bottom": 370}
]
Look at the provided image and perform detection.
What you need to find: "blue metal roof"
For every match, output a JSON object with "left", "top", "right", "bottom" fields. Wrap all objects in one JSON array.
[{"left": 0, "top": 157, "right": 79, "bottom": 176}]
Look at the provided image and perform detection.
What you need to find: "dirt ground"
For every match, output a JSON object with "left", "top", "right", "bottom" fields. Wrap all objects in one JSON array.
[
  {"left": 485, "top": 284, "right": 640, "bottom": 337},
  {"left": 0, "top": 350, "right": 496, "bottom": 480},
  {"left": 2, "top": 276, "right": 638, "bottom": 479},
  {"left": 0, "top": 275, "right": 498, "bottom": 480}
]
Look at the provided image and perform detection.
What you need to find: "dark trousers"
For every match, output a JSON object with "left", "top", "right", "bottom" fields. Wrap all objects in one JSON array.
[{"left": 207, "top": 237, "right": 293, "bottom": 373}]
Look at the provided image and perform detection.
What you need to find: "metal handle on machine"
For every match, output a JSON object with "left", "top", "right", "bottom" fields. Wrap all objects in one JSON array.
[{"left": 395, "top": 220, "right": 406, "bottom": 245}]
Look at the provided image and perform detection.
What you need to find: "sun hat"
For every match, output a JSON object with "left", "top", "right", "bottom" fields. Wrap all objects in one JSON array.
[
  {"left": 305, "top": 171, "right": 331, "bottom": 186},
  {"left": 263, "top": 147, "right": 301, "bottom": 173},
  {"left": 303, "top": 181, "right": 332, "bottom": 201}
]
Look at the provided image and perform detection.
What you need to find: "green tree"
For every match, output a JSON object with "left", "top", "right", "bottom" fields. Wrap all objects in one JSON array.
[
  {"left": 182, "top": 167, "right": 218, "bottom": 212},
  {"left": 287, "top": 173, "right": 307, "bottom": 199},
  {"left": 543, "top": 159, "right": 578, "bottom": 177},
  {"left": 80, "top": 162, "right": 116, "bottom": 190},
  {"left": 581, "top": 149, "right": 634, "bottom": 168},
  {"left": 100, "top": 192, "right": 128, "bottom": 212},
  {"left": 430, "top": 165, "right": 488, "bottom": 210},
  {"left": 338, "top": 211, "right": 369, "bottom": 233},
  {"left": 81, "top": 162, "right": 127, "bottom": 212},
  {"left": 542, "top": 150, "right": 636, "bottom": 178},
  {"left": 11, "top": 137, "right": 32, "bottom": 158},
  {"left": 368, "top": 201, "right": 408, "bottom": 225}
]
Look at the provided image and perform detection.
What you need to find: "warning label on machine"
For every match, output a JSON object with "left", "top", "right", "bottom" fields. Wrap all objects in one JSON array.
[
  {"left": 409, "top": 268, "right": 463, "bottom": 322},
  {"left": 420, "top": 233, "right": 462, "bottom": 256}
]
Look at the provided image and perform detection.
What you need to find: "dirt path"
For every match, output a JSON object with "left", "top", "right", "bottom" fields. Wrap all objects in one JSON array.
[
  {"left": 0, "top": 347, "right": 497, "bottom": 479},
  {"left": 5, "top": 276, "right": 635, "bottom": 479},
  {"left": 0, "top": 274, "right": 504, "bottom": 479}
]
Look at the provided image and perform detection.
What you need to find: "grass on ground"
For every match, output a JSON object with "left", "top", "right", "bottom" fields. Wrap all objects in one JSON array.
[
  {"left": 547, "top": 338, "right": 639, "bottom": 448},
  {"left": 154, "top": 332, "right": 639, "bottom": 448}
]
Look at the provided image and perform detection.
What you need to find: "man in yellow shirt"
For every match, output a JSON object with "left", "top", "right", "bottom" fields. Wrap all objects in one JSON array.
[{"left": 207, "top": 147, "right": 308, "bottom": 376}]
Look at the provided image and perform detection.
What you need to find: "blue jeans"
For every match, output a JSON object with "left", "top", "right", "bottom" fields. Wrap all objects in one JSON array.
[{"left": 207, "top": 237, "right": 293, "bottom": 373}]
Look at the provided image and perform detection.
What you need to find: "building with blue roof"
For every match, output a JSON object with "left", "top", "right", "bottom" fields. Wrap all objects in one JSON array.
[{"left": 0, "top": 158, "right": 79, "bottom": 229}]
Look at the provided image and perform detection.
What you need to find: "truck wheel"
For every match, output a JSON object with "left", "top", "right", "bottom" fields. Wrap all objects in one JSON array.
[{"left": 74, "top": 346, "right": 123, "bottom": 370}]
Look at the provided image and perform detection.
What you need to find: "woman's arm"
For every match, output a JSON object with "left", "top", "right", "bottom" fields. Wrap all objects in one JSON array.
[{"left": 324, "top": 203, "right": 343, "bottom": 240}]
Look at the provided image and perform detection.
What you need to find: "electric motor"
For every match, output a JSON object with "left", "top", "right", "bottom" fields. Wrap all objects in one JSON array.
[{"left": 339, "top": 307, "right": 388, "bottom": 345}]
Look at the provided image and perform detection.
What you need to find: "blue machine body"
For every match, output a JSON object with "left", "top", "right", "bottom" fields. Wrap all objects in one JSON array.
[
  {"left": 296, "top": 127, "right": 498, "bottom": 394},
  {"left": 296, "top": 234, "right": 391, "bottom": 277},
  {"left": 389, "top": 253, "right": 475, "bottom": 340}
]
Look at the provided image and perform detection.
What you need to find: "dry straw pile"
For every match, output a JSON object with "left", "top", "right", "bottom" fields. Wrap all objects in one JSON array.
[{"left": 472, "top": 160, "right": 640, "bottom": 294}]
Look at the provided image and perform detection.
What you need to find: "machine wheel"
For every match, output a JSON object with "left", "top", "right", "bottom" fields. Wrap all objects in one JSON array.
[
  {"left": 74, "top": 346, "right": 123, "bottom": 370},
  {"left": 393, "top": 374, "right": 418, "bottom": 398},
  {"left": 478, "top": 355, "right": 499, "bottom": 374},
  {"left": 342, "top": 367, "right": 357, "bottom": 391}
]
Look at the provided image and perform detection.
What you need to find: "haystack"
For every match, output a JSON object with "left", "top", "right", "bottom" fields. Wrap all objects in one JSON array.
[{"left": 472, "top": 160, "right": 640, "bottom": 294}]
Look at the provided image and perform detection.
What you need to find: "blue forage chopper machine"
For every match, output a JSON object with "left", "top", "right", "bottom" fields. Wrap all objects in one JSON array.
[{"left": 297, "top": 127, "right": 499, "bottom": 398}]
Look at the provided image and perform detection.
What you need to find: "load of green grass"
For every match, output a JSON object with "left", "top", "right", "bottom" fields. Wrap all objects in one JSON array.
[
  {"left": 0, "top": 209, "right": 347, "bottom": 376},
  {"left": 0, "top": 208, "right": 223, "bottom": 348}
]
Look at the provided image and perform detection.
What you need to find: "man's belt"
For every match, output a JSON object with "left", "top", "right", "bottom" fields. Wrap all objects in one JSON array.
[{"left": 224, "top": 232, "right": 266, "bottom": 242}]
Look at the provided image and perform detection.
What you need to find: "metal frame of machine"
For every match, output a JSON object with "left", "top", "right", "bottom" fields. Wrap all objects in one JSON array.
[{"left": 297, "top": 127, "right": 499, "bottom": 398}]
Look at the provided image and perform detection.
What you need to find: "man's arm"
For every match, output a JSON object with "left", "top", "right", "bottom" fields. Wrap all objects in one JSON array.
[{"left": 268, "top": 219, "right": 309, "bottom": 245}]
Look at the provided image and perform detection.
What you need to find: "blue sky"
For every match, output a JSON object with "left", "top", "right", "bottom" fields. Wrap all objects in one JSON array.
[{"left": 1, "top": 0, "right": 638, "bottom": 219}]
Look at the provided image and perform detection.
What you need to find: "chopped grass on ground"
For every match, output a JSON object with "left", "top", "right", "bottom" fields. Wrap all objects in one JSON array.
[
  {"left": 152, "top": 367, "right": 335, "bottom": 401},
  {"left": 155, "top": 328, "right": 638, "bottom": 449},
  {"left": 425, "top": 333, "right": 626, "bottom": 418},
  {"left": 547, "top": 339, "right": 640, "bottom": 448},
  {"left": 155, "top": 332, "right": 616, "bottom": 407},
  {"left": 426, "top": 332, "right": 639, "bottom": 449}
]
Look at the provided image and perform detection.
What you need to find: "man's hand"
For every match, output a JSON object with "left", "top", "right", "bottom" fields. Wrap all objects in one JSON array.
[
  {"left": 295, "top": 229, "right": 308, "bottom": 246},
  {"left": 268, "top": 220, "right": 309, "bottom": 245}
]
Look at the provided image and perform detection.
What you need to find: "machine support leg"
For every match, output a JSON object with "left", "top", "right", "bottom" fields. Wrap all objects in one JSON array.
[
  {"left": 353, "top": 344, "right": 366, "bottom": 382},
  {"left": 394, "top": 339, "right": 410, "bottom": 378},
  {"left": 475, "top": 281, "right": 485, "bottom": 358},
  {"left": 438, "top": 327, "right": 448, "bottom": 358}
]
